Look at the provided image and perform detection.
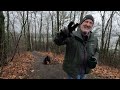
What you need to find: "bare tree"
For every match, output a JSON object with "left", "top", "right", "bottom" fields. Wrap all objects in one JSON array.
[
  {"left": 26, "top": 11, "right": 31, "bottom": 51},
  {"left": 113, "top": 35, "right": 120, "bottom": 55},
  {"left": 99, "top": 11, "right": 115, "bottom": 53},
  {"left": 33, "top": 11, "right": 37, "bottom": 50},
  {"left": 57, "top": 11, "right": 59, "bottom": 32},
  {"left": 69, "top": 11, "right": 72, "bottom": 22},
  {"left": 9, "top": 11, "right": 28, "bottom": 62},
  {"left": 0, "top": 11, "right": 6, "bottom": 66},
  {"left": 38, "top": 11, "right": 43, "bottom": 50},
  {"left": 73, "top": 11, "right": 76, "bottom": 22},
  {"left": 80, "top": 11, "right": 85, "bottom": 23},
  {"left": 8, "top": 11, "right": 18, "bottom": 56},
  {"left": 6, "top": 11, "right": 10, "bottom": 54},
  {"left": 46, "top": 16, "right": 49, "bottom": 52}
]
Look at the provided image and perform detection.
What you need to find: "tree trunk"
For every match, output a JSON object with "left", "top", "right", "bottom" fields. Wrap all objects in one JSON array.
[
  {"left": 22, "top": 11, "right": 27, "bottom": 51},
  {"left": 0, "top": 11, "right": 6, "bottom": 66},
  {"left": 38, "top": 11, "right": 43, "bottom": 51},
  {"left": 80, "top": 11, "right": 85, "bottom": 23},
  {"left": 69, "top": 11, "right": 72, "bottom": 22},
  {"left": 56, "top": 11, "right": 61, "bottom": 54},
  {"left": 73, "top": 11, "right": 76, "bottom": 22},
  {"left": 6, "top": 11, "right": 10, "bottom": 55},
  {"left": 49, "top": 11, "right": 54, "bottom": 38},
  {"left": 46, "top": 16, "right": 49, "bottom": 52},
  {"left": 26, "top": 11, "right": 31, "bottom": 51},
  {"left": 33, "top": 12, "right": 37, "bottom": 50},
  {"left": 57, "top": 11, "right": 59, "bottom": 32}
]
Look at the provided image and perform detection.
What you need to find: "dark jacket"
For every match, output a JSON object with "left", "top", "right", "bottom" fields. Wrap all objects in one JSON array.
[{"left": 53, "top": 27, "right": 99, "bottom": 78}]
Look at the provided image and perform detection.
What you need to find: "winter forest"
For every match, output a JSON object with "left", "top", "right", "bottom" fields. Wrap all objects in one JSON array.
[{"left": 0, "top": 11, "right": 120, "bottom": 79}]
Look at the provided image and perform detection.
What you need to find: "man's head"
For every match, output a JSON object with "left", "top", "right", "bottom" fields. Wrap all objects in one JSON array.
[{"left": 80, "top": 14, "right": 94, "bottom": 36}]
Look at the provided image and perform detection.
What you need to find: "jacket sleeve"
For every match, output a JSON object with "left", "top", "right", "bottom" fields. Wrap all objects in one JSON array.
[
  {"left": 53, "top": 31, "right": 69, "bottom": 46},
  {"left": 92, "top": 37, "right": 99, "bottom": 63}
]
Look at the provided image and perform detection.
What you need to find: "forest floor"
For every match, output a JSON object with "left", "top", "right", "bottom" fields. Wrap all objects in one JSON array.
[{"left": 0, "top": 51, "right": 120, "bottom": 79}]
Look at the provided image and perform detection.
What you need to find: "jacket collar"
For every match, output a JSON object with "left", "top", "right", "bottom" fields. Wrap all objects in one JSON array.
[{"left": 72, "top": 27, "right": 95, "bottom": 42}]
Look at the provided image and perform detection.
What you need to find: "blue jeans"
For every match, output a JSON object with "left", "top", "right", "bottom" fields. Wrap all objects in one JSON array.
[{"left": 67, "top": 74, "right": 85, "bottom": 79}]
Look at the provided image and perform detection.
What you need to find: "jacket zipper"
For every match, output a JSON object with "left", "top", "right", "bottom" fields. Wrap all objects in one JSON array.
[
  {"left": 83, "top": 42, "right": 87, "bottom": 73},
  {"left": 79, "top": 42, "right": 87, "bottom": 74}
]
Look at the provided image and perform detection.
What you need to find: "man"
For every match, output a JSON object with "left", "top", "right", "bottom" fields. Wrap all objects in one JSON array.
[{"left": 53, "top": 14, "right": 99, "bottom": 79}]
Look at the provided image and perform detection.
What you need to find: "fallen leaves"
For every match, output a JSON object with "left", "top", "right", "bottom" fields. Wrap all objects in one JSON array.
[
  {"left": 0, "top": 52, "right": 35, "bottom": 79},
  {"left": 1, "top": 51, "right": 120, "bottom": 79},
  {"left": 91, "top": 65, "right": 120, "bottom": 79}
]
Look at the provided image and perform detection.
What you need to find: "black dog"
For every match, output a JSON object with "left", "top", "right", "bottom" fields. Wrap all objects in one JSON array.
[{"left": 43, "top": 56, "right": 51, "bottom": 65}]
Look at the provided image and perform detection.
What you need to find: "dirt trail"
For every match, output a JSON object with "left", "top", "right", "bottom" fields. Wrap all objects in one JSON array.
[
  {"left": 27, "top": 51, "right": 104, "bottom": 79},
  {"left": 27, "top": 51, "right": 67, "bottom": 79}
]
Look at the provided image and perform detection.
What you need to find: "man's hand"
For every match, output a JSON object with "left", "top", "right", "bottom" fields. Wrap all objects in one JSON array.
[
  {"left": 87, "top": 57, "right": 97, "bottom": 69},
  {"left": 68, "top": 21, "right": 79, "bottom": 33},
  {"left": 60, "top": 21, "right": 79, "bottom": 38}
]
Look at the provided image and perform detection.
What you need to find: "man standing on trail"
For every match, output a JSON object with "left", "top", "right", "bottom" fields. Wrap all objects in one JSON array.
[{"left": 53, "top": 14, "right": 99, "bottom": 79}]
